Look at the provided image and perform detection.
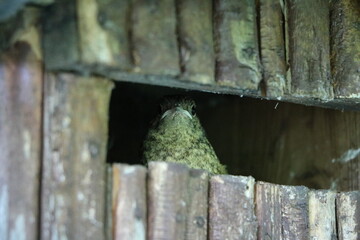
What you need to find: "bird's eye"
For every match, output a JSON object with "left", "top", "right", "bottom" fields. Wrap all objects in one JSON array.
[{"left": 191, "top": 106, "right": 196, "bottom": 115}]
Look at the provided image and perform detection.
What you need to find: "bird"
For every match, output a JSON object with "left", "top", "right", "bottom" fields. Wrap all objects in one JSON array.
[{"left": 142, "top": 96, "right": 226, "bottom": 174}]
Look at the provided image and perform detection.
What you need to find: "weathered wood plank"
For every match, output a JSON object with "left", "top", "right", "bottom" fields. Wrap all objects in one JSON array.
[
  {"left": 286, "top": 0, "right": 333, "bottom": 100},
  {"left": 259, "top": 0, "right": 287, "bottom": 97},
  {"left": 43, "top": 0, "right": 132, "bottom": 70},
  {"left": 255, "top": 181, "right": 282, "bottom": 239},
  {"left": 132, "top": 0, "right": 180, "bottom": 75},
  {"left": 147, "top": 162, "right": 189, "bottom": 240},
  {"left": 0, "top": 41, "right": 42, "bottom": 240},
  {"left": 281, "top": 185, "right": 309, "bottom": 239},
  {"left": 214, "top": 0, "right": 261, "bottom": 90},
  {"left": 209, "top": 175, "right": 257, "bottom": 240},
  {"left": 112, "top": 164, "right": 147, "bottom": 240},
  {"left": 336, "top": 191, "right": 360, "bottom": 240},
  {"left": 177, "top": 0, "right": 214, "bottom": 84},
  {"left": 308, "top": 190, "right": 337, "bottom": 240},
  {"left": 186, "top": 169, "right": 209, "bottom": 240},
  {"left": 41, "top": 73, "right": 113, "bottom": 240},
  {"left": 331, "top": 0, "right": 360, "bottom": 98}
]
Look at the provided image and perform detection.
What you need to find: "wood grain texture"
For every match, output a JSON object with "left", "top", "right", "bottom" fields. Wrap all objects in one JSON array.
[
  {"left": 336, "top": 191, "right": 360, "bottom": 240},
  {"left": 147, "top": 162, "right": 189, "bottom": 240},
  {"left": 0, "top": 41, "right": 43, "bottom": 240},
  {"left": 112, "top": 164, "right": 147, "bottom": 240},
  {"left": 132, "top": 0, "right": 180, "bottom": 75},
  {"left": 41, "top": 73, "right": 113, "bottom": 240},
  {"left": 209, "top": 175, "right": 257, "bottom": 240},
  {"left": 281, "top": 185, "right": 309, "bottom": 239},
  {"left": 255, "top": 181, "right": 282, "bottom": 239},
  {"left": 286, "top": 0, "right": 333, "bottom": 100},
  {"left": 214, "top": 0, "right": 261, "bottom": 90},
  {"left": 259, "top": 0, "right": 287, "bottom": 97},
  {"left": 177, "top": 0, "right": 214, "bottom": 84},
  {"left": 186, "top": 169, "right": 209, "bottom": 240},
  {"left": 331, "top": 0, "right": 360, "bottom": 98},
  {"left": 308, "top": 190, "right": 337, "bottom": 240}
]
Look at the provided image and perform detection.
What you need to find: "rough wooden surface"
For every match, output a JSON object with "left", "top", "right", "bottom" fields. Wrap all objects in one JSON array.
[
  {"left": 331, "top": 0, "right": 360, "bottom": 98},
  {"left": 214, "top": 0, "right": 261, "bottom": 90},
  {"left": 281, "top": 185, "right": 309, "bottom": 239},
  {"left": 336, "top": 191, "right": 360, "bottom": 240},
  {"left": 259, "top": 0, "right": 287, "bottom": 97},
  {"left": 112, "top": 164, "right": 147, "bottom": 240},
  {"left": 132, "top": 0, "right": 180, "bottom": 75},
  {"left": 255, "top": 181, "right": 282, "bottom": 239},
  {"left": 41, "top": 73, "right": 113, "bottom": 240},
  {"left": 147, "top": 162, "right": 189, "bottom": 240},
  {"left": 0, "top": 41, "right": 43, "bottom": 240},
  {"left": 286, "top": 0, "right": 333, "bottom": 100},
  {"left": 186, "top": 169, "right": 209, "bottom": 240},
  {"left": 209, "top": 175, "right": 257, "bottom": 240},
  {"left": 177, "top": 0, "right": 214, "bottom": 84},
  {"left": 308, "top": 190, "right": 337, "bottom": 240}
]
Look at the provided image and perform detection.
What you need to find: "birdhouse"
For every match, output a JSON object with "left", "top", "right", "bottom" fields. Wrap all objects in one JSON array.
[{"left": 0, "top": 0, "right": 359, "bottom": 239}]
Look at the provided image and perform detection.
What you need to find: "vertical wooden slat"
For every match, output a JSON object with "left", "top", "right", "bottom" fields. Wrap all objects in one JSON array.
[
  {"left": 132, "top": 0, "right": 180, "bottom": 75},
  {"left": 214, "top": 0, "right": 261, "bottom": 90},
  {"left": 147, "top": 162, "right": 189, "bottom": 240},
  {"left": 259, "top": 0, "right": 287, "bottom": 97},
  {"left": 286, "top": 0, "right": 333, "bottom": 100},
  {"left": 112, "top": 164, "right": 147, "bottom": 240},
  {"left": 0, "top": 40, "right": 43, "bottom": 240},
  {"left": 281, "top": 185, "right": 309, "bottom": 239},
  {"left": 255, "top": 181, "right": 282, "bottom": 239},
  {"left": 41, "top": 73, "right": 113, "bottom": 240},
  {"left": 308, "top": 190, "right": 337, "bottom": 239},
  {"left": 330, "top": 0, "right": 360, "bottom": 98},
  {"left": 177, "top": 0, "right": 215, "bottom": 84},
  {"left": 336, "top": 191, "right": 360, "bottom": 240},
  {"left": 186, "top": 169, "right": 209, "bottom": 240},
  {"left": 209, "top": 175, "right": 257, "bottom": 240}
]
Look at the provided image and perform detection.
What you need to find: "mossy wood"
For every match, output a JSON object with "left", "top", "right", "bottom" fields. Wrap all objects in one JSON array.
[
  {"left": 336, "top": 191, "right": 360, "bottom": 240},
  {"left": 41, "top": 73, "right": 113, "bottom": 240}
]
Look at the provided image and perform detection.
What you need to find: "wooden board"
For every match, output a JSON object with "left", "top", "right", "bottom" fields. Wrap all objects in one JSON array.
[
  {"left": 259, "top": 0, "right": 287, "bottom": 97},
  {"left": 214, "top": 0, "right": 261, "bottom": 90},
  {"left": 0, "top": 41, "right": 42, "bottom": 240},
  {"left": 132, "top": 0, "right": 180, "bottom": 75},
  {"left": 286, "top": 0, "right": 333, "bottom": 100},
  {"left": 147, "top": 162, "right": 189, "bottom": 240},
  {"left": 255, "top": 181, "right": 282, "bottom": 239},
  {"left": 177, "top": 0, "right": 214, "bottom": 84},
  {"left": 281, "top": 185, "right": 309, "bottom": 239},
  {"left": 209, "top": 175, "right": 257, "bottom": 240},
  {"left": 308, "top": 190, "right": 337, "bottom": 239},
  {"left": 331, "top": 0, "right": 360, "bottom": 98},
  {"left": 112, "top": 164, "right": 147, "bottom": 240},
  {"left": 41, "top": 73, "right": 113, "bottom": 240},
  {"left": 186, "top": 169, "right": 209, "bottom": 240},
  {"left": 336, "top": 191, "right": 360, "bottom": 240}
]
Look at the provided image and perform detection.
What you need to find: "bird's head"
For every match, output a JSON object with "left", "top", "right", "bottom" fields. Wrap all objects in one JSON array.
[{"left": 159, "top": 96, "right": 197, "bottom": 126}]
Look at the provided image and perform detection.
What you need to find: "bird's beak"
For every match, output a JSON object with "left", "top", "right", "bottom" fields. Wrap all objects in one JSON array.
[{"left": 161, "top": 107, "right": 193, "bottom": 120}]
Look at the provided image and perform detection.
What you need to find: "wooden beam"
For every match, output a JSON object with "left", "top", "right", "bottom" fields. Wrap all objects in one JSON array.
[
  {"left": 112, "top": 164, "right": 147, "bottom": 240},
  {"left": 336, "top": 191, "right": 360, "bottom": 240},
  {"left": 209, "top": 175, "right": 257, "bottom": 239},
  {"left": 285, "top": 0, "right": 333, "bottom": 100},
  {"left": 177, "top": 0, "right": 215, "bottom": 84},
  {"left": 214, "top": 0, "right": 261, "bottom": 90},
  {"left": 132, "top": 0, "right": 180, "bottom": 75},
  {"left": 331, "top": 0, "right": 360, "bottom": 98},
  {"left": 41, "top": 73, "right": 113, "bottom": 240},
  {"left": 259, "top": 0, "right": 287, "bottom": 97},
  {"left": 0, "top": 40, "right": 42, "bottom": 240}
]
